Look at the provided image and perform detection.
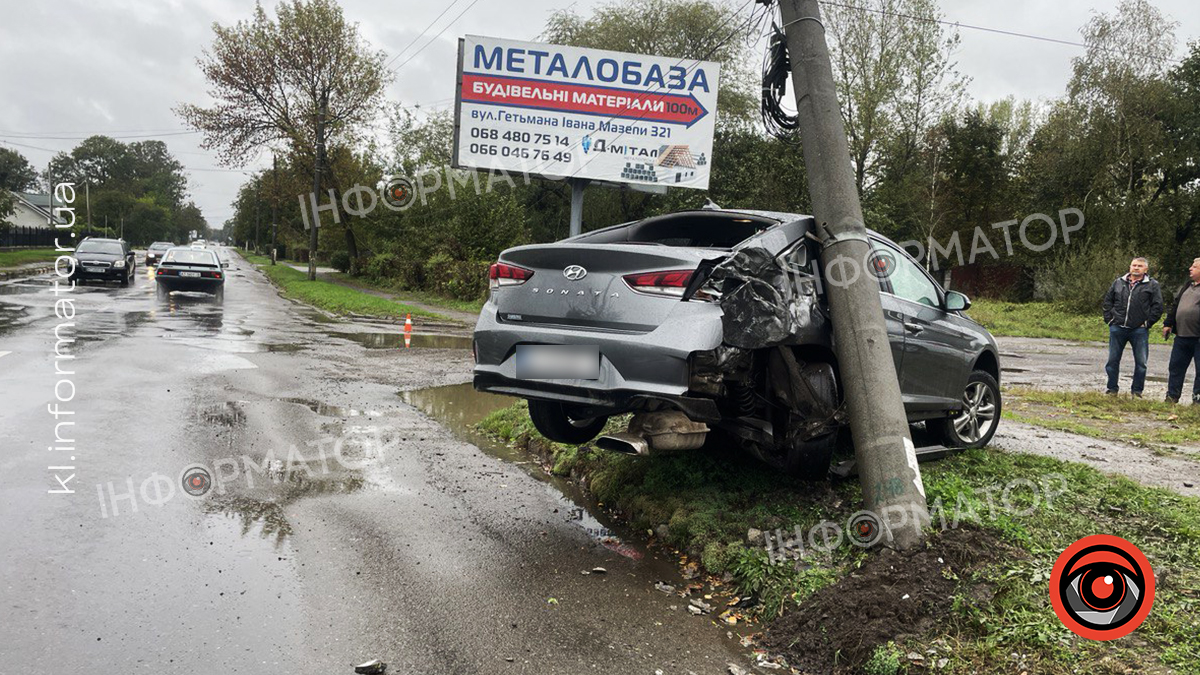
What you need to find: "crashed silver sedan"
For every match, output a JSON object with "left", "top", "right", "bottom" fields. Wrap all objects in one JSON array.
[{"left": 472, "top": 208, "right": 1002, "bottom": 479}]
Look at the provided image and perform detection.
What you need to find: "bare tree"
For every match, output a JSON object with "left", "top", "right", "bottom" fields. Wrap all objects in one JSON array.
[{"left": 176, "top": 0, "right": 392, "bottom": 278}]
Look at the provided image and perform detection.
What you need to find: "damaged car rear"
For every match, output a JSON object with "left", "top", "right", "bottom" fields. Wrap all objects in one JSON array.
[{"left": 472, "top": 208, "right": 1001, "bottom": 479}]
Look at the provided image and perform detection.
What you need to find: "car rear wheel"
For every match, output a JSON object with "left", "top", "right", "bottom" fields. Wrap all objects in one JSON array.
[
  {"left": 935, "top": 370, "right": 1001, "bottom": 449},
  {"left": 528, "top": 399, "right": 608, "bottom": 445}
]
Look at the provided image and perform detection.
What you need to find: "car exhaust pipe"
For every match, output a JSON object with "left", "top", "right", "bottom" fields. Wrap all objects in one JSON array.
[
  {"left": 596, "top": 432, "right": 651, "bottom": 456},
  {"left": 595, "top": 411, "right": 709, "bottom": 456}
]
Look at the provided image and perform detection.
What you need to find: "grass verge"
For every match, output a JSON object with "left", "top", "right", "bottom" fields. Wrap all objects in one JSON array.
[
  {"left": 241, "top": 253, "right": 444, "bottom": 320},
  {"left": 328, "top": 272, "right": 486, "bottom": 315},
  {"left": 478, "top": 401, "right": 1200, "bottom": 674},
  {"left": 1005, "top": 387, "right": 1200, "bottom": 452},
  {"left": 0, "top": 248, "right": 60, "bottom": 268},
  {"left": 968, "top": 299, "right": 1103, "bottom": 342}
]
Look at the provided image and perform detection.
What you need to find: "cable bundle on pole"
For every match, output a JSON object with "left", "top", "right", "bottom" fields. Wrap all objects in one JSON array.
[{"left": 761, "top": 21, "right": 800, "bottom": 142}]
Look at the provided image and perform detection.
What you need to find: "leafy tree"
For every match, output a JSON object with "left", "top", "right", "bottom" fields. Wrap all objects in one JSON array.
[
  {"left": 177, "top": 0, "right": 393, "bottom": 274},
  {"left": 0, "top": 147, "right": 39, "bottom": 191},
  {"left": 823, "top": 0, "right": 966, "bottom": 194}
]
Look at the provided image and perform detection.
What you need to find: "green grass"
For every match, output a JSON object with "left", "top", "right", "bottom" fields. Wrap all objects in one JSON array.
[
  {"left": 242, "top": 254, "right": 444, "bottom": 320},
  {"left": 478, "top": 401, "right": 1200, "bottom": 674},
  {"left": 967, "top": 299, "right": 1104, "bottom": 342},
  {"left": 1004, "top": 387, "right": 1200, "bottom": 450},
  {"left": 0, "top": 248, "right": 61, "bottom": 268},
  {"left": 329, "top": 272, "right": 486, "bottom": 315}
]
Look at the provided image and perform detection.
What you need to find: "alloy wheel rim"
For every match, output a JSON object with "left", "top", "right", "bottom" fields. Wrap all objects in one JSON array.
[{"left": 952, "top": 381, "right": 997, "bottom": 444}]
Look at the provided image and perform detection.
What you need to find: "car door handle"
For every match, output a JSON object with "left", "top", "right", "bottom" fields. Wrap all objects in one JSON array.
[{"left": 903, "top": 322, "right": 924, "bottom": 335}]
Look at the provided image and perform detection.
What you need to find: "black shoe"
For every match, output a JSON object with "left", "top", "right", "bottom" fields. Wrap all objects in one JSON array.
[
  {"left": 1106, "top": 390, "right": 1118, "bottom": 396},
  {"left": 1193, "top": 394, "right": 1200, "bottom": 404},
  {"left": 1132, "top": 392, "right": 1143, "bottom": 398},
  {"left": 1166, "top": 395, "right": 1180, "bottom": 404}
]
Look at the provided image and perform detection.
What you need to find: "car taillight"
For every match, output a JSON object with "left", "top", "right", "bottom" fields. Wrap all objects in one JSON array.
[
  {"left": 488, "top": 262, "right": 533, "bottom": 290},
  {"left": 203, "top": 271, "right": 222, "bottom": 278},
  {"left": 622, "top": 270, "right": 695, "bottom": 298}
]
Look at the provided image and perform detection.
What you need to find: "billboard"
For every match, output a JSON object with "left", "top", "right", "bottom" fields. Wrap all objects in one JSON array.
[{"left": 453, "top": 35, "right": 721, "bottom": 190}]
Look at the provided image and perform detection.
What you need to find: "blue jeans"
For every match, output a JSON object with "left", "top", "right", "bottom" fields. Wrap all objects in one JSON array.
[
  {"left": 1106, "top": 326, "right": 1149, "bottom": 393},
  {"left": 1166, "top": 336, "right": 1200, "bottom": 400}
]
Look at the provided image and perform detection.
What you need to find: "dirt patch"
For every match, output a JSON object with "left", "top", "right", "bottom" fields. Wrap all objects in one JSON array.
[{"left": 762, "top": 525, "right": 1021, "bottom": 673}]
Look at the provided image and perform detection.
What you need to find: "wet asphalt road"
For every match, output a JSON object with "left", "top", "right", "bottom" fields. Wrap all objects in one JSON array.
[{"left": 0, "top": 252, "right": 745, "bottom": 674}]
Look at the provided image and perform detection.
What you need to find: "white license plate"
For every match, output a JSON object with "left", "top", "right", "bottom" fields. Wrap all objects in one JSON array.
[
  {"left": 515, "top": 345, "right": 600, "bottom": 380},
  {"left": 180, "top": 271, "right": 201, "bottom": 278},
  {"left": 85, "top": 267, "right": 104, "bottom": 273}
]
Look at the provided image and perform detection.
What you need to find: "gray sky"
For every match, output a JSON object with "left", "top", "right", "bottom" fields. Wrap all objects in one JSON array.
[{"left": 1, "top": 0, "right": 1196, "bottom": 228}]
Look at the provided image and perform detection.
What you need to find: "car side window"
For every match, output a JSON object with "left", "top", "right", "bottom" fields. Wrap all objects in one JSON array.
[{"left": 883, "top": 245, "right": 940, "bottom": 308}]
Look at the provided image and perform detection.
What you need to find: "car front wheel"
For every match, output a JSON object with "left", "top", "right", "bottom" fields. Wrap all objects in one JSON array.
[
  {"left": 528, "top": 399, "right": 607, "bottom": 445},
  {"left": 935, "top": 370, "right": 1001, "bottom": 448}
]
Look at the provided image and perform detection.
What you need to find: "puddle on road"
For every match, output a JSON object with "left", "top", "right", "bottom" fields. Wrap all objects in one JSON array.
[
  {"left": 331, "top": 331, "right": 472, "bottom": 350},
  {"left": 282, "top": 396, "right": 387, "bottom": 418},
  {"left": 0, "top": 282, "right": 42, "bottom": 295},
  {"left": 399, "top": 382, "right": 644, "bottom": 559}
]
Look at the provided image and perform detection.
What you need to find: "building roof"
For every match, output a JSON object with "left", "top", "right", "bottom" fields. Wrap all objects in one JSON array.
[{"left": 13, "top": 192, "right": 68, "bottom": 225}]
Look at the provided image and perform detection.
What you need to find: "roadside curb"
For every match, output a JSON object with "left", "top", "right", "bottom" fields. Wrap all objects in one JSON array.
[{"left": 0, "top": 264, "right": 54, "bottom": 280}]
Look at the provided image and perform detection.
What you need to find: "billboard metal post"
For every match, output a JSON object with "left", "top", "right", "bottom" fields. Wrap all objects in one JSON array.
[{"left": 569, "top": 178, "right": 588, "bottom": 237}]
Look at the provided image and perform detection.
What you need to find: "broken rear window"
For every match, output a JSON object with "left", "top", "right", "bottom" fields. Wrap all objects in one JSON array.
[{"left": 575, "top": 212, "right": 777, "bottom": 249}]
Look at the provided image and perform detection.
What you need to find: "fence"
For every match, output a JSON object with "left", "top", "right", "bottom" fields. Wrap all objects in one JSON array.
[{"left": 0, "top": 226, "right": 107, "bottom": 249}]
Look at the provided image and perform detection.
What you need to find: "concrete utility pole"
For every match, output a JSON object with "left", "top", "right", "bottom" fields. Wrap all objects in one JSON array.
[
  {"left": 308, "top": 92, "right": 328, "bottom": 281},
  {"left": 779, "top": 0, "right": 930, "bottom": 549},
  {"left": 568, "top": 178, "right": 588, "bottom": 237}
]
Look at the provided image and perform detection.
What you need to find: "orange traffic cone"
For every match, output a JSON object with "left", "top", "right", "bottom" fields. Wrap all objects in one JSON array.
[
  {"left": 403, "top": 313, "right": 412, "bottom": 349},
  {"left": 404, "top": 333, "right": 411, "bottom": 349}
]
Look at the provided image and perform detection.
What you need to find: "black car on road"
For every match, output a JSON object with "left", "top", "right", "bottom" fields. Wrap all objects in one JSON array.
[
  {"left": 145, "top": 241, "right": 176, "bottom": 266},
  {"left": 69, "top": 238, "right": 136, "bottom": 286},
  {"left": 155, "top": 247, "right": 225, "bottom": 300}
]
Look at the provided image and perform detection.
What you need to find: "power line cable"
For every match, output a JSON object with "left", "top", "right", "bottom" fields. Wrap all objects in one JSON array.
[
  {"left": 391, "top": 0, "right": 484, "bottom": 74},
  {"left": 382, "top": 0, "right": 463, "bottom": 69}
]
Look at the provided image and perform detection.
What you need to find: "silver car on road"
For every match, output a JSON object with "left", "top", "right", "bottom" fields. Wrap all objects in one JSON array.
[{"left": 473, "top": 208, "right": 1001, "bottom": 479}]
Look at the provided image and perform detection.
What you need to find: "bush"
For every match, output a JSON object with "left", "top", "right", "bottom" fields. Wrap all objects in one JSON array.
[
  {"left": 363, "top": 252, "right": 401, "bottom": 280},
  {"left": 425, "top": 252, "right": 489, "bottom": 300},
  {"left": 1038, "top": 241, "right": 1138, "bottom": 313},
  {"left": 330, "top": 250, "right": 351, "bottom": 273}
]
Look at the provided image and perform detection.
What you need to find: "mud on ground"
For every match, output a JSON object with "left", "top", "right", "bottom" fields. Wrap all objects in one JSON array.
[{"left": 762, "top": 525, "right": 1021, "bottom": 674}]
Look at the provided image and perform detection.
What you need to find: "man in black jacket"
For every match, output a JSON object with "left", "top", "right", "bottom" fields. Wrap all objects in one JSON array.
[
  {"left": 1161, "top": 257, "right": 1200, "bottom": 403},
  {"left": 1102, "top": 257, "right": 1164, "bottom": 397}
]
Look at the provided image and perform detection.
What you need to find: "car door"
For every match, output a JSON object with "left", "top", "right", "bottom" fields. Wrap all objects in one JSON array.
[
  {"left": 862, "top": 239, "right": 909, "bottom": 387},
  {"left": 875, "top": 240, "right": 973, "bottom": 413}
]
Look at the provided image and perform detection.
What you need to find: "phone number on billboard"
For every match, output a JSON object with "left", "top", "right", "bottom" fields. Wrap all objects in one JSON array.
[
  {"left": 467, "top": 144, "right": 573, "bottom": 162},
  {"left": 469, "top": 128, "right": 572, "bottom": 145}
]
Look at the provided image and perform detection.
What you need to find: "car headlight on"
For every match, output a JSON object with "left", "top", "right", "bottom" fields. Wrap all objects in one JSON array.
[{"left": 112, "top": 260, "right": 126, "bottom": 269}]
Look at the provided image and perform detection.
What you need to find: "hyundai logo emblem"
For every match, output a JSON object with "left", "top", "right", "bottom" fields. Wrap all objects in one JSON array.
[{"left": 563, "top": 265, "right": 588, "bottom": 281}]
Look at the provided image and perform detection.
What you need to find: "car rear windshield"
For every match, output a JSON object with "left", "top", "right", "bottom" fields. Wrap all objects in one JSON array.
[
  {"left": 149, "top": 242, "right": 174, "bottom": 250},
  {"left": 162, "top": 249, "right": 218, "bottom": 266},
  {"left": 75, "top": 241, "right": 123, "bottom": 255},
  {"left": 573, "top": 212, "right": 776, "bottom": 248}
]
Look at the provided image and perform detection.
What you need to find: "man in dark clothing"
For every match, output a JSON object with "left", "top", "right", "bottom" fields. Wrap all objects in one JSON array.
[
  {"left": 1162, "top": 257, "right": 1200, "bottom": 404},
  {"left": 1102, "top": 257, "right": 1164, "bottom": 397}
]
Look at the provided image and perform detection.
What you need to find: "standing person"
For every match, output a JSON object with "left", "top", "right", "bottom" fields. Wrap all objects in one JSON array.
[
  {"left": 1162, "top": 257, "right": 1200, "bottom": 404},
  {"left": 1102, "top": 257, "right": 1164, "bottom": 397}
]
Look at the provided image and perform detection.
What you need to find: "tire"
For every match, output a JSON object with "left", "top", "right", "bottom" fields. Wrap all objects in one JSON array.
[
  {"left": 528, "top": 399, "right": 608, "bottom": 445},
  {"left": 119, "top": 269, "right": 130, "bottom": 287},
  {"left": 935, "top": 370, "right": 1002, "bottom": 449},
  {"left": 773, "top": 431, "right": 838, "bottom": 481}
]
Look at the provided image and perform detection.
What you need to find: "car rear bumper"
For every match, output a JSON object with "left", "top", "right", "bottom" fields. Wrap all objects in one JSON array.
[
  {"left": 471, "top": 300, "right": 724, "bottom": 420},
  {"left": 157, "top": 277, "right": 224, "bottom": 294}
]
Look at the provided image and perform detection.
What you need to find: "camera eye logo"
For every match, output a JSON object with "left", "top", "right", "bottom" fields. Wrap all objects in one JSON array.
[
  {"left": 383, "top": 178, "right": 414, "bottom": 208},
  {"left": 1049, "top": 534, "right": 1154, "bottom": 640},
  {"left": 868, "top": 250, "right": 896, "bottom": 279},
  {"left": 181, "top": 466, "right": 212, "bottom": 497}
]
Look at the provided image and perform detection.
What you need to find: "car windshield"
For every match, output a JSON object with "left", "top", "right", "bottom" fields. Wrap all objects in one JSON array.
[
  {"left": 75, "top": 241, "right": 123, "bottom": 255},
  {"left": 162, "top": 249, "right": 218, "bottom": 266}
]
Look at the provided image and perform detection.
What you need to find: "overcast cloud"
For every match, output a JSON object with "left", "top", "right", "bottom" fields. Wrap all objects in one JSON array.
[{"left": 1, "top": 0, "right": 1195, "bottom": 228}]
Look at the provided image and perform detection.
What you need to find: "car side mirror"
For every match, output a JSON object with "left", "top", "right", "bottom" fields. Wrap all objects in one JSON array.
[{"left": 944, "top": 290, "right": 971, "bottom": 312}]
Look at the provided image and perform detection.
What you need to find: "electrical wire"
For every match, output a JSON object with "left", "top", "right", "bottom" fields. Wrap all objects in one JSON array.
[
  {"left": 761, "top": 20, "right": 799, "bottom": 142},
  {"left": 391, "top": 0, "right": 484, "bottom": 74},
  {"left": 382, "top": 0, "right": 463, "bottom": 69}
]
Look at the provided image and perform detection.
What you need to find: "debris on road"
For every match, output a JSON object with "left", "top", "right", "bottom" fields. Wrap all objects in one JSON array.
[
  {"left": 654, "top": 582, "right": 675, "bottom": 594},
  {"left": 353, "top": 659, "right": 387, "bottom": 674}
]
